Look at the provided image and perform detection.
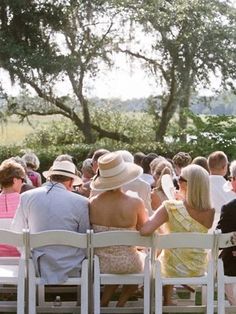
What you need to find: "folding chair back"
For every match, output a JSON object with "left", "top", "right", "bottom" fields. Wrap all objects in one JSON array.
[
  {"left": 0, "top": 218, "right": 12, "bottom": 230},
  {"left": 90, "top": 229, "right": 153, "bottom": 314},
  {"left": 0, "top": 229, "right": 26, "bottom": 314},
  {"left": 217, "top": 231, "right": 236, "bottom": 314},
  {"left": 28, "top": 230, "right": 89, "bottom": 314},
  {"left": 153, "top": 232, "right": 216, "bottom": 314}
]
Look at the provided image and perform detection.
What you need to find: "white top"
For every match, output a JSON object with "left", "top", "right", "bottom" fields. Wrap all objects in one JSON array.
[
  {"left": 140, "top": 173, "right": 155, "bottom": 186},
  {"left": 209, "top": 175, "right": 235, "bottom": 232},
  {"left": 123, "top": 177, "right": 152, "bottom": 216}
]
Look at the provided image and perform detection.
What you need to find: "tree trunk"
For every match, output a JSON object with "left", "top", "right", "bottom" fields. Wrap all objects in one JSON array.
[
  {"left": 155, "top": 70, "right": 177, "bottom": 142},
  {"left": 178, "top": 78, "right": 192, "bottom": 142}
]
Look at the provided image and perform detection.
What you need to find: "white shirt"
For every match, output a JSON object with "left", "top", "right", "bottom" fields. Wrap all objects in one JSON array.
[
  {"left": 122, "top": 178, "right": 152, "bottom": 216},
  {"left": 140, "top": 173, "right": 155, "bottom": 187},
  {"left": 209, "top": 175, "right": 235, "bottom": 231}
]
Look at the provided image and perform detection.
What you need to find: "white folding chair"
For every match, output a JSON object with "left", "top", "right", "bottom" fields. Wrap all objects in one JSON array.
[
  {"left": 0, "top": 218, "right": 12, "bottom": 230},
  {"left": 0, "top": 229, "right": 26, "bottom": 314},
  {"left": 217, "top": 231, "right": 236, "bottom": 314},
  {"left": 90, "top": 230, "right": 153, "bottom": 314},
  {"left": 27, "top": 230, "right": 89, "bottom": 314},
  {"left": 153, "top": 232, "right": 216, "bottom": 314}
]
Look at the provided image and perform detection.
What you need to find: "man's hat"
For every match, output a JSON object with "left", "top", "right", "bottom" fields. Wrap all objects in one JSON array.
[{"left": 43, "top": 161, "right": 82, "bottom": 186}]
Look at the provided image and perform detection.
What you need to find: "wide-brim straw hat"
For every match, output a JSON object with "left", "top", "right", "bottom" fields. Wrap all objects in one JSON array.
[
  {"left": 43, "top": 160, "right": 82, "bottom": 186},
  {"left": 90, "top": 152, "right": 143, "bottom": 191}
]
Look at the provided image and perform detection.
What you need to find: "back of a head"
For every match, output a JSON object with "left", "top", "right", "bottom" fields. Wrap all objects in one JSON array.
[
  {"left": 133, "top": 152, "right": 146, "bottom": 166},
  {"left": 207, "top": 151, "right": 228, "bottom": 174},
  {"left": 55, "top": 154, "right": 74, "bottom": 162},
  {"left": 92, "top": 149, "right": 110, "bottom": 163},
  {"left": 0, "top": 160, "right": 25, "bottom": 188},
  {"left": 172, "top": 152, "right": 192, "bottom": 168},
  {"left": 152, "top": 160, "right": 174, "bottom": 189},
  {"left": 229, "top": 160, "right": 236, "bottom": 178},
  {"left": 141, "top": 153, "right": 158, "bottom": 174},
  {"left": 150, "top": 156, "right": 166, "bottom": 175},
  {"left": 117, "top": 150, "right": 134, "bottom": 163},
  {"left": 22, "top": 152, "right": 40, "bottom": 170},
  {"left": 181, "top": 164, "right": 211, "bottom": 211},
  {"left": 82, "top": 158, "right": 95, "bottom": 178},
  {"left": 192, "top": 156, "right": 209, "bottom": 173}
]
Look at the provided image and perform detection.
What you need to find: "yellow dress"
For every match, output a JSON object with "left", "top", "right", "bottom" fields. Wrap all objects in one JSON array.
[{"left": 160, "top": 200, "right": 208, "bottom": 277}]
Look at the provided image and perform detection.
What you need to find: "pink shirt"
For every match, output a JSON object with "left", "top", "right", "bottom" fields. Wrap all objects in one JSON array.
[{"left": 0, "top": 192, "right": 21, "bottom": 256}]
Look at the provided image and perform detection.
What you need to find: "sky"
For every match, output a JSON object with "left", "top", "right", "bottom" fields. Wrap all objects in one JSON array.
[
  {"left": 0, "top": 57, "right": 158, "bottom": 101},
  {"left": 0, "top": 0, "right": 235, "bottom": 100}
]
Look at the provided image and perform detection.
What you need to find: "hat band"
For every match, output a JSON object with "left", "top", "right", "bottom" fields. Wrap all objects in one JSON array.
[
  {"left": 99, "top": 162, "right": 125, "bottom": 178},
  {"left": 52, "top": 169, "right": 75, "bottom": 175}
]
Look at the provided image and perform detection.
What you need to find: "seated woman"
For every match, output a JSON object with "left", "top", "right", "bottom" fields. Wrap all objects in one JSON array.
[
  {"left": 151, "top": 159, "right": 174, "bottom": 210},
  {"left": 90, "top": 152, "right": 148, "bottom": 307},
  {"left": 22, "top": 152, "right": 42, "bottom": 187},
  {"left": 0, "top": 159, "right": 26, "bottom": 256},
  {"left": 140, "top": 164, "right": 215, "bottom": 305}
]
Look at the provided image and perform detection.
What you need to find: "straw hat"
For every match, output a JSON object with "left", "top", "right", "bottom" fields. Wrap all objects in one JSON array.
[
  {"left": 90, "top": 152, "right": 143, "bottom": 191},
  {"left": 43, "top": 161, "right": 82, "bottom": 186}
]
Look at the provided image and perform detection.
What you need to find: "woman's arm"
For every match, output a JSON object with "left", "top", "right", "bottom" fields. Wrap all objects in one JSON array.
[
  {"left": 140, "top": 204, "right": 168, "bottom": 236},
  {"left": 136, "top": 200, "right": 149, "bottom": 230}
]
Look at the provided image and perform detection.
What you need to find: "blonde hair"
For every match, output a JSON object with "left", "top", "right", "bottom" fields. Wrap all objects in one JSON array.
[
  {"left": 229, "top": 160, "right": 236, "bottom": 178},
  {"left": 181, "top": 164, "right": 211, "bottom": 211},
  {"left": 207, "top": 151, "right": 228, "bottom": 171}
]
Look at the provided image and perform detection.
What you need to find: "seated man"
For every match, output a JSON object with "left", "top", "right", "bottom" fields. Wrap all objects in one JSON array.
[
  {"left": 207, "top": 151, "right": 234, "bottom": 230},
  {"left": 11, "top": 159, "right": 90, "bottom": 284},
  {"left": 217, "top": 160, "right": 236, "bottom": 305}
]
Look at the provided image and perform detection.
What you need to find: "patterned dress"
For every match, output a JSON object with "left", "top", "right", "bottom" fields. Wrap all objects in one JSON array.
[
  {"left": 160, "top": 200, "right": 208, "bottom": 277},
  {"left": 92, "top": 224, "right": 145, "bottom": 274}
]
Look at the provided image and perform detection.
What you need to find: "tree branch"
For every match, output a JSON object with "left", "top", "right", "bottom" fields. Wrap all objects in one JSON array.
[{"left": 118, "top": 47, "right": 168, "bottom": 82}]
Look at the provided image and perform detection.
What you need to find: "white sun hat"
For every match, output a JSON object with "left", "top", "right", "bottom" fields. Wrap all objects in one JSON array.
[
  {"left": 43, "top": 160, "right": 82, "bottom": 186},
  {"left": 90, "top": 152, "right": 143, "bottom": 191}
]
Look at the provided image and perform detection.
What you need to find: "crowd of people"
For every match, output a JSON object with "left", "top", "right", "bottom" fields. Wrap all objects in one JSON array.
[{"left": 0, "top": 149, "right": 235, "bottom": 306}]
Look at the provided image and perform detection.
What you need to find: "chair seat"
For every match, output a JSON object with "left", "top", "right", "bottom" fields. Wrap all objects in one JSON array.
[
  {"left": 100, "top": 273, "right": 145, "bottom": 285},
  {"left": 0, "top": 265, "right": 19, "bottom": 279}
]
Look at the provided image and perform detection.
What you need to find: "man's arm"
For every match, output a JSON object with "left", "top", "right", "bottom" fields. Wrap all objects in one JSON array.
[{"left": 11, "top": 197, "right": 28, "bottom": 232}]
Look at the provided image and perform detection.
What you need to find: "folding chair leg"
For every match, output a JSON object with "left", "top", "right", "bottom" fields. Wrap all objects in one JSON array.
[
  {"left": 28, "top": 261, "right": 37, "bottom": 314},
  {"left": 81, "top": 260, "right": 88, "bottom": 314},
  {"left": 17, "top": 261, "right": 25, "bottom": 314},
  {"left": 143, "top": 260, "right": 150, "bottom": 314},
  {"left": 218, "top": 260, "right": 225, "bottom": 314},
  {"left": 155, "top": 263, "right": 163, "bottom": 314}
]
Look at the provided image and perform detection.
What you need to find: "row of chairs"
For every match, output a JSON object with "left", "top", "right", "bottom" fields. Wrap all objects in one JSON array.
[{"left": 0, "top": 227, "right": 235, "bottom": 314}]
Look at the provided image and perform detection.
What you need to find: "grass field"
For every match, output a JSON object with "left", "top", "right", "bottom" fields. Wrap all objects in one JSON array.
[
  {"left": 0, "top": 116, "right": 59, "bottom": 146},
  {"left": 0, "top": 120, "right": 34, "bottom": 145}
]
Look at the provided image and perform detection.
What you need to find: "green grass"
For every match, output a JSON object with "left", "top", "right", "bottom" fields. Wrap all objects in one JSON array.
[
  {"left": 0, "top": 115, "right": 61, "bottom": 145},
  {"left": 0, "top": 120, "right": 34, "bottom": 145}
]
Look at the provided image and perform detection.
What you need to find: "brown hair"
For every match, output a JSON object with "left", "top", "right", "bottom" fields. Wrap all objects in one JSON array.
[
  {"left": 0, "top": 160, "right": 25, "bottom": 188},
  {"left": 172, "top": 152, "right": 192, "bottom": 168},
  {"left": 192, "top": 156, "right": 209, "bottom": 173},
  {"left": 152, "top": 160, "right": 174, "bottom": 190}
]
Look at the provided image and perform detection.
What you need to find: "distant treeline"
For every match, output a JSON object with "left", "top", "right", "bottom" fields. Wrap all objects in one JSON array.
[{"left": 92, "top": 93, "right": 236, "bottom": 115}]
